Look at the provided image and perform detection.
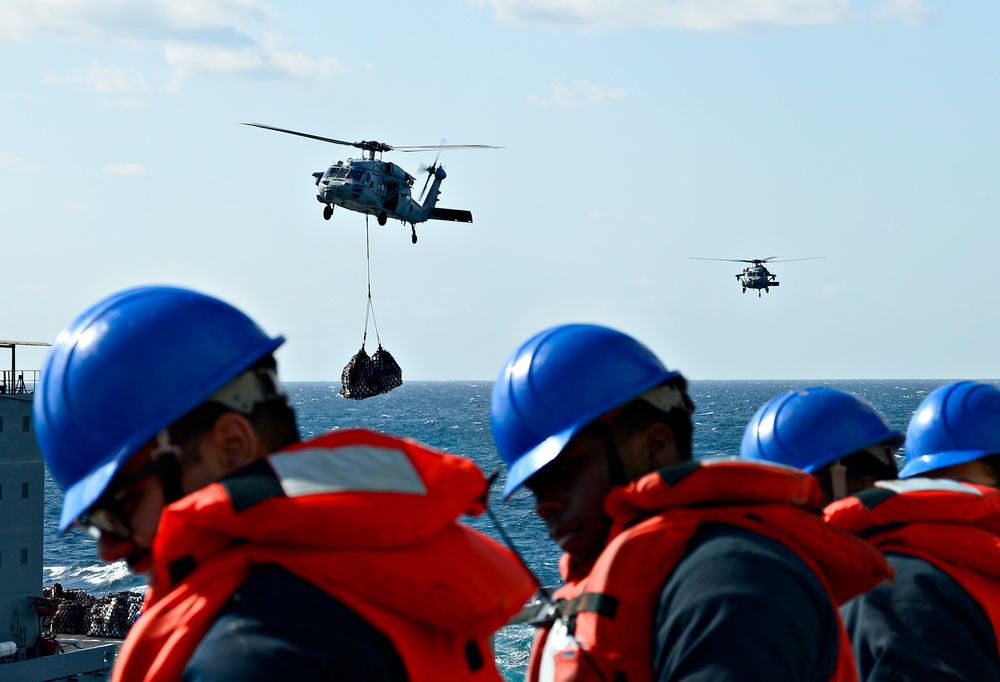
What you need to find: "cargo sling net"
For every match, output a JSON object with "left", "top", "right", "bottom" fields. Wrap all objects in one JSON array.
[{"left": 340, "top": 219, "right": 403, "bottom": 399}]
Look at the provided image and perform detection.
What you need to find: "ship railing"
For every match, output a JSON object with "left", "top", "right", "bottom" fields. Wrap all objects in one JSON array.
[{"left": 0, "top": 369, "right": 39, "bottom": 395}]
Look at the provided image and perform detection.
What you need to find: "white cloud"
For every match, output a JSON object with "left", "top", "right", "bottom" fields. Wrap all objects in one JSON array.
[
  {"left": 874, "top": 0, "right": 933, "bottom": 26},
  {"left": 112, "top": 96, "right": 148, "bottom": 109},
  {"left": 104, "top": 163, "right": 150, "bottom": 177},
  {"left": 0, "top": 0, "right": 275, "bottom": 42},
  {"left": 163, "top": 43, "right": 343, "bottom": 83},
  {"left": 0, "top": 152, "right": 37, "bottom": 171},
  {"left": 44, "top": 62, "right": 150, "bottom": 94},
  {"left": 528, "top": 80, "right": 627, "bottom": 108},
  {"left": 0, "top": 1, "right": 341, "bottom": 88},
  {"left": 587, "top": 209, "right": 621, "bottom": 220},
  {"left": 158, "top": 0, "right": 277, "bottom": 33},
  {"left": 481, "top": 0, "right": 930, "bottom": 30}
]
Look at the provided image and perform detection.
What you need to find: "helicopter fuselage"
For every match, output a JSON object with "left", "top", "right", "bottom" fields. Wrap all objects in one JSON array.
[
  {"left": 313, "top": 157, "right": 471, "bottom": 230},
  {"left": 692, "top": 255, "right": 823, "bottom": 298},
  {"left": 242, "top": 123, "right": 489, "bottom": 244},
  {"left": 315, "top": 158, "right": 415, "bottom": 218},
  {"left": 736, "top": 265, "right": 780, "bottom": 294}
]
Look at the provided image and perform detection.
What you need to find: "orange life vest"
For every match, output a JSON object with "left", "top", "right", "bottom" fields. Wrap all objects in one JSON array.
[
  {"left": 528, "top": 460, "right": 890, "bottom": 682},
  {"left": 824, "top": 477, "right": 1000, "bottom": 654},
  {"left": 113, "top": 428, "right": 536, "bottom": 682}
]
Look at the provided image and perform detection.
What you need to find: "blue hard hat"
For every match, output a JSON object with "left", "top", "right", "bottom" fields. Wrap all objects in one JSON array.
[
  {"left": 899, "top": 381, "right": 1000, "bottom": 479},
  {"left": 490, "top": 323, "right": 681, "bottom": 499},
  {"left": 34, "top": 285, "right": 285, "bottom": 532},
  {"left": 740, "top": 386, "right": 902, "bottom": 473}
]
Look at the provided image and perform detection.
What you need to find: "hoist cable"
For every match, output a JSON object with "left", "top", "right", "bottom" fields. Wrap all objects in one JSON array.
[{"left": 363, "top": 217, "right": 382, "bottom": 348}]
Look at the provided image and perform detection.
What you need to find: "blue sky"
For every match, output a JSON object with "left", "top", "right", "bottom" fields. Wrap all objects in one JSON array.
[{"left": 2, "top": 0, "right": 997, "bottom": 382}]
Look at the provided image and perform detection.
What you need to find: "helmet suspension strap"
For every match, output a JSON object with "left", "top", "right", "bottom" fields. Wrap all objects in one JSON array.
[
  {"left": 830, "top": 461, "right": 849, "bottom": 501},
  {"left": 597, "top": 422, "right": 628, "bottom": 488},
  {"left": 151, "top": 429, "right": 185, "bottom": 505}
]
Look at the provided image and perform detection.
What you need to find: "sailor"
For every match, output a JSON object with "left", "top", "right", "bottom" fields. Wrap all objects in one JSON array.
[
  {"left": 489, "top": 324, "right": 890, "bottom": 682},
  {"left": 825, "top": 381, "right": 1000, "bottom": 681},
  {"left": 739, "top": 386, "right": 902, "bottom": 506},
  {"left": 35, "top": 285, "right": 535, "bottom": 682}
]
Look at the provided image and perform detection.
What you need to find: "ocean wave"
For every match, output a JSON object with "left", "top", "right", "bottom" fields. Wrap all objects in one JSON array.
[
  {"left": 44, "top": 561, "right": 147, "bottom": 598},
  {"left": 494, "top": 623, "right": 533, "bottom": 681}
]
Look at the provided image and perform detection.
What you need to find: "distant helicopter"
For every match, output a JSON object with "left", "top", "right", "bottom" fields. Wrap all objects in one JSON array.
[
  {"left": 243, "top": 123, "right": 498, "bottom": 244},
  {"left": 691, "top": 256, "right": 825, "bottom": 297}
]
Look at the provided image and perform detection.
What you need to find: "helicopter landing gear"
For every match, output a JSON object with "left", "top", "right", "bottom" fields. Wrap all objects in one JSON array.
[
  {"left": 742, "top": 287, "right": 746, "bottom": 294},
  {"left": 377, "top": 211, "right": 387, "bottom": 226},
  {"left": 323, "top": 205, "right": 333, "bottom": 220},
  {"left": 411, "top": 225, "right": 418, "bottom": 244},
  {"left": 765, "top": 287, "right": 770, "bottom": 294},
  {"left": 758, "top": 290, "right": 762, "bottom": 298}
]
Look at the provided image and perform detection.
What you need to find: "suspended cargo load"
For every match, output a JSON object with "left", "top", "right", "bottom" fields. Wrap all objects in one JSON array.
[
  {"left": 371, "top": 345, "right": 403, "bottom": 392},
  {"left": 340, "top": 344, "right": 402, "bottom": 400},
  {"left": 341, "top": 346, "right": 376, "bottom": 399},
  {"left": 339, "top": 218, "right": 403, "bottom": 400}
]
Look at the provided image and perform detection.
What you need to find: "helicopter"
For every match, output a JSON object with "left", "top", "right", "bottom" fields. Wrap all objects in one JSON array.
[
  {"left": 691, "top": 256, "right": 825, "bottom": 297},
  {"left": 243, "top": 123, "right": 498, "bottom": 244}
]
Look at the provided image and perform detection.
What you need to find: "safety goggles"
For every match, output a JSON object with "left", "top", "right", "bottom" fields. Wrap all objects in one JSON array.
[{"left": 77, "top": 456, "right": 172, "bottom": 540}]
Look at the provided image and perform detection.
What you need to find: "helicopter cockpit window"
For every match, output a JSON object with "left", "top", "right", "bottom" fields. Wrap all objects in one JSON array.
[
  {"left": 324, "top": 167, "right": 349, "bottom": 180},
  {"left": 348, "top": 168, "right": 366, "bottom": 182}
]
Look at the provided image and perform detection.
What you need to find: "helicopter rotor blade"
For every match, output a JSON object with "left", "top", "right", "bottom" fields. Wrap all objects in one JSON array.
[
  {"left": 242, "top": 123, "right": 357, "bottom": 148},
  {"left": 243, "top": 123, "right": 500, "bottom": 157},
  {"left": 419, "top": 172, "right": 432, "bottom": 202},
  {"left": 691, "top": 256, "right": 824, "bottom": 265},
  {"left": 690, "top": 257, "right": 756, "bottom": 264},
  {"left": 765, "top": 256, "right": 827, "bottom": 263},
  {"left": 418, "top": 142, "right": 445, "bottom": 174},
  {"left": 418, "top": 145, "right": 445, "bottom": 202},
  {"left": 396, "top": 144, "right": 501, "bottom": 152}
]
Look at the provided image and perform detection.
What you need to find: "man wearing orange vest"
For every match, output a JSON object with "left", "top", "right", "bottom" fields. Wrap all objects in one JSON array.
[
  {"left": 34, "top": 285, "right": 535, "bottom": 682},
  {"left": 825, "top": 381, "right": 1000, "bottom": 681},
  {"left": 739, "top": 386, "right": 902, "bottom": 507},
  {"left": 489, "top": 324, "right": 890, "bottom": 682},
  {"left": 739, "top": 384, "right": 985, "bottom": 680}
]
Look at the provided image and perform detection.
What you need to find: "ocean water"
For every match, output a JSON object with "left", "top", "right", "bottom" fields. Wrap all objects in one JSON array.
[{"left": 42, "top": 379, "right": 965, "bottom": 679}]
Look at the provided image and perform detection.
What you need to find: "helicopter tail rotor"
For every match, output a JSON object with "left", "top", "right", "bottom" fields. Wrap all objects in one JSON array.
[
  {"left": 418, "top": 164, "right": 435, "bottom": 202},
  {"left": 418, "top": 144, "right": 445, "bottom": 202}
]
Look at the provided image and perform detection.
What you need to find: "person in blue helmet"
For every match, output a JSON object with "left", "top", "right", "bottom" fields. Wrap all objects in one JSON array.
[
  {"left": 739, "top": 386, "right": 902, "bottom": 506},
  {"left": 490, "top": 324, "right": 890, "bottom": 682},
  {"left": 34, "top": 285, "right": 534, "bottom": 682},
  {"left": 824, "top": 380, "right": 1000, "bottom": 682},
  {"left": 738, "top": 386, "right": 978, "bottom": 680}
]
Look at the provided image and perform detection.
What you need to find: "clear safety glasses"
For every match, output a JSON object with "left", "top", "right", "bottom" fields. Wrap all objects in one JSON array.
[
  {"left": 77, "top": 455, "right": 172, "bottom": 541},
  {"left": 76, "top": 414, "right": 227, "bottom": 540}
]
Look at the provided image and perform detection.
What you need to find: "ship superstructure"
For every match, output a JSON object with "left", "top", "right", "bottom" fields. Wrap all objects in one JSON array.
[{"left": 0, "top": 340, "right": 115, "bottom": 680}]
